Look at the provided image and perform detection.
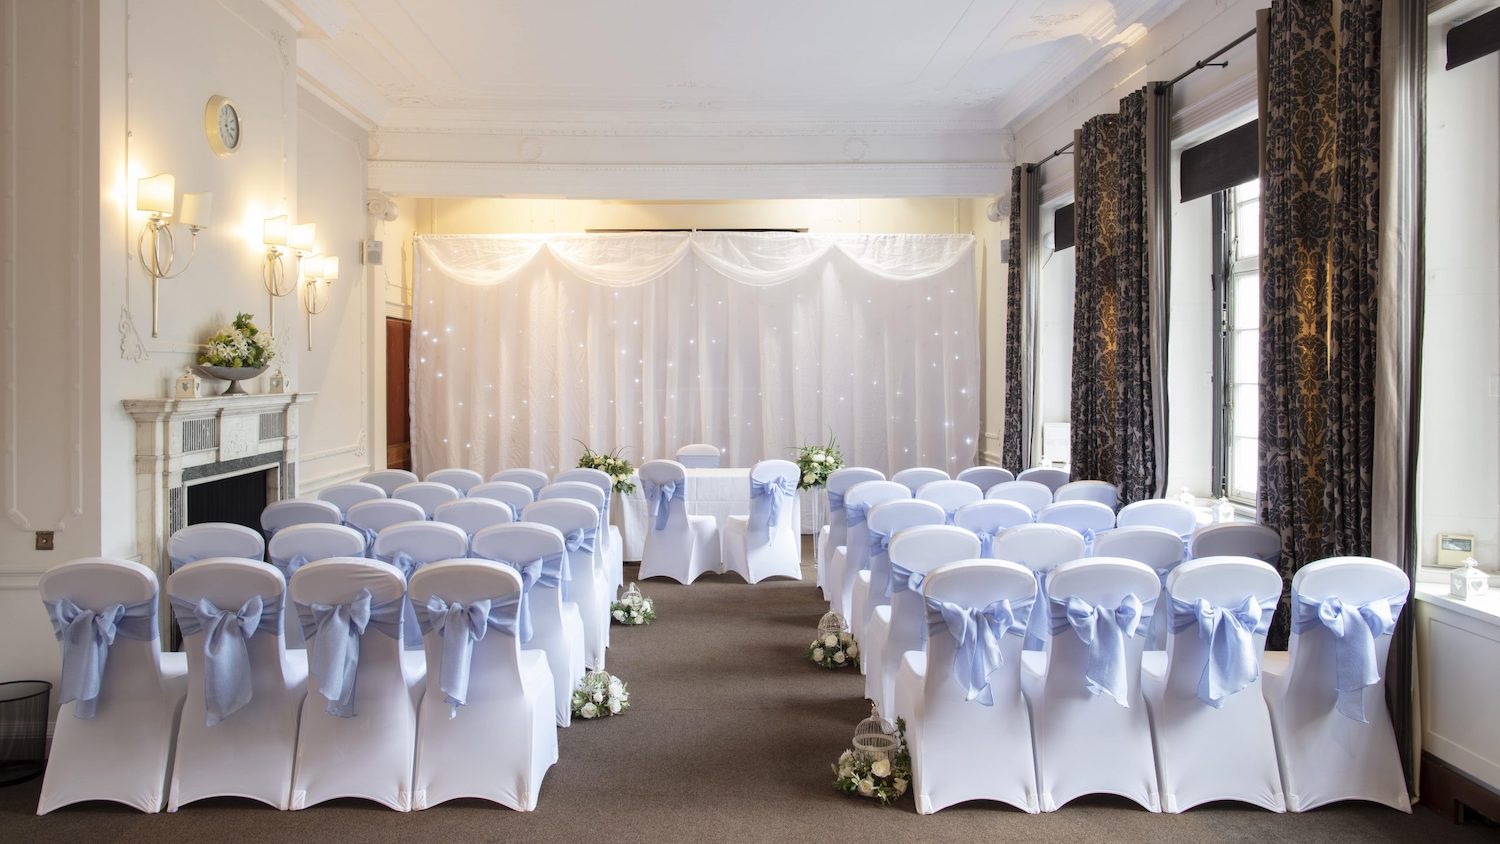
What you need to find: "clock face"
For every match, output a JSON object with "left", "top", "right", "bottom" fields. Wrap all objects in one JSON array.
[
  {"left": 219, "top": 103, "right": 239, "bottom": 150},
  {"left": 205, "top": 95, "right": 240, "bottom": 156}
]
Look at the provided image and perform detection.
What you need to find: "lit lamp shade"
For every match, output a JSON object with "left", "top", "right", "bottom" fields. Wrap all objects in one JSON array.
[
  {"left": 263, "top": 214, "right": 289, "bottom": 247},
  {"left": 289, "top": 222, "right": 316, "bottom": 253},
  {"left": 178, "top": 192, "right": 212, "bottom": 228},
  {"left": 136, "top": 174, "right": 175, "bottom": 216},
  {"left": 301, "top": 255, "right": 324, "bottom": 280},
  {"left": 320, "top": 256, "right": 339, "bottom": 281}
]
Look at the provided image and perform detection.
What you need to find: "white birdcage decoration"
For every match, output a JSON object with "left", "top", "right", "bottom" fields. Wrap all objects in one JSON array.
[
  {"left": 622, "top": 581, "right": 643, "bottom": 603},
  {"left": 818, "top": 611, "right": 847, "bottom": 638},
  {"left": 851, "top": 703, "right": 899, "bottom": 763}
]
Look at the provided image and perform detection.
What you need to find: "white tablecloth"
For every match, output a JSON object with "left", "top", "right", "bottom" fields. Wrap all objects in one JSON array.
[{"left": 614, "top": 468, "right": 816, "bottom": 563}]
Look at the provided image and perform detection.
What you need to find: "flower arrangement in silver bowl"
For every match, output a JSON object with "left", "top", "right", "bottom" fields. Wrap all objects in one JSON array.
[
  {"left": 610, "top": 582, "right": 656, "bottom": 626},
  {"left": 571, "top": 670, "right": 630, "bottom": 720},
  {"left": 794, "top": 431, "right": 843, "bottom": 491},
  {"left": 197, "top": 312, "right": 275, "bottom": 395},
  {"left": 576, "top": 442, "right": 637, "bottom": 494}
]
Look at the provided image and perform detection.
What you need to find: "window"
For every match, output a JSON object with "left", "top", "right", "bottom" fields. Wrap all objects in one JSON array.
[{"left": 1212, "top": 180, "right": 1261, "bottom": 504}]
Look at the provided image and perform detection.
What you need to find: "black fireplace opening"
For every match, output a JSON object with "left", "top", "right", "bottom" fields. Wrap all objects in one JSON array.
[{"left": 187, "top": 469, "right": 271, "bottom": 535}]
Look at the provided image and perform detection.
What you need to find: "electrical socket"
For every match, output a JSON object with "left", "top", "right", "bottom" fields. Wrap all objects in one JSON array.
[{"left": 35, "top": 531, "right": 54, "bottom": 551}]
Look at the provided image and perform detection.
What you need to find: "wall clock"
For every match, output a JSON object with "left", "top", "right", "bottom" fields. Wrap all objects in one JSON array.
[{"left": 204, "top": 95, "right": 241, "bottom": 156}]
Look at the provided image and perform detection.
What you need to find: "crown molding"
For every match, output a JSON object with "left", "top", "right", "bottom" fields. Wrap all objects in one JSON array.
[{"left": 368, "top": 160, "right": 1009, "bottom": 200}]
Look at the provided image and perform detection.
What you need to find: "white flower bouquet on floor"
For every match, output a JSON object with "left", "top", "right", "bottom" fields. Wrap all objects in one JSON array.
[
  {"left": 576, "top": 442, "right": 637, "bottom": 494},
  {"left": 571, "top": 670, "right": 630, "bottom": 719},
  {"left": 832, "top": 719, "right": 911, "bottom": 805},
  {"left": 611, "top": 582, "right": 656, "bottom": 625},
  {"left": 806, "top": 631, "right": 859, "bottom": 669},
  {"left": 794, "top": 431, "right": 843, "bottom": 490}
]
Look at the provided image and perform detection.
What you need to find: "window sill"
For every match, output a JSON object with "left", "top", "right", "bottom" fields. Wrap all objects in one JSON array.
[{"left": 1414, "top": 583, "right": 1500, "bottom": 627}]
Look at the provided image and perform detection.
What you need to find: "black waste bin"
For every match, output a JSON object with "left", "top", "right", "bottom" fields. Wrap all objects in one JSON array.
[{"left": 0, "top": 681, "right": 50, "bottom": 786}]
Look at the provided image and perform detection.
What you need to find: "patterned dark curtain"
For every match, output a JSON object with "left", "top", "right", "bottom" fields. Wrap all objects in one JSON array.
[
  {"left": 1258, "top": 0, "right": 1381, "bottom": 646},
  {"left": 1070, "top": 115, "right": 1121, "bottom": 483},
  {"left": 1113, "top": 90, "right": 1157, "bottom": 505},
  {"left": 1001, "top": 166, "right": 1025, "bottom": 472}
]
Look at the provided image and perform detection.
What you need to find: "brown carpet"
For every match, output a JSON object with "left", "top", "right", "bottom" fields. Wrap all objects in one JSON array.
[{"left": 2, "top": 545, "right": 1487, "bottom": 843}]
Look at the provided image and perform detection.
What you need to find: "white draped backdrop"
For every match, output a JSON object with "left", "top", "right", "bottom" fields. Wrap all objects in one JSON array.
[{"left": 411, "top": 232, "right": 979, "bottom": 478}]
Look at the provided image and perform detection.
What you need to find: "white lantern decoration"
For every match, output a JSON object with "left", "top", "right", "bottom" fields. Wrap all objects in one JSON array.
[{"left": 1449, "top": 557, "right": 1489, "bottom": 600}]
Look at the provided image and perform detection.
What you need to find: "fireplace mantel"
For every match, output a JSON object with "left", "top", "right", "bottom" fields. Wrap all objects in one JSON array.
[{"left": 123, "top": 392, "right": 315, "bottom": 581}]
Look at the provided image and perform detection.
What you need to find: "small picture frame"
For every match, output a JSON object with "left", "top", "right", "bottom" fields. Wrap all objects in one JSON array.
[
  {"left": 174, "top": 368, "right": 200, "bottom": 399},
  {"left": 1437, "top": 533, "right": 1476, "bottom": 567}
]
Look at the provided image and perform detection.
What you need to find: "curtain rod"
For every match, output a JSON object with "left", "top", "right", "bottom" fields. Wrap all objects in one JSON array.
[
  {"left": 1160, "top": 27, "right": 1256, "bottom": 90},
  {"left": 1030, "top": 141, "right": 1074, "bottom": 172}
]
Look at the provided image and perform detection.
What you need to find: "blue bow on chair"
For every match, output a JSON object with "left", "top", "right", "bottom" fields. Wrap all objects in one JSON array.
[
  {"left": 826, "top": 491, "right": 846, "bottom": 520},
  {"left": 943, "top": 508, "right": 959, "bottom": 526},
  {"left": 296, "top": 588, "right": 404, "bottom": 717},
  {"left": 751, "top": 475, "right": 795, "bottom": 539},
  {"left": 973, "top": 528, "right": 1000, "bottom": 559},
  {"left": 490, "top": 558, "right": 541, "bottom": 644},
  {"left": 1052, "top": 593, "right": 1147, "bottom": 707},
  {"left": 565, "top": 527, "right": 597, "bottom": 556},
  {"left": 845, "top": 502, "right": 870, "bottom": 531},
  {"left": 1292, "top": 592, "right": 1405, "bottom": 722},
  {"left": 44, "top": 596, "right": 158, "bottom": 720},
  {"left": 1080, "top": 527, "right": 1114, "bottom": 556},
  {"left": 377, "top": 550, "right": 427, "bottom": 649},
  {"left": 355, "top": 526, "right": 380, "bottom": 557},
  {"left": 643, "top": 480, "right": 681, "bottom": 531},
  {"left": 170, "top": 593, "right": 281, "bottom": 725},
  {"left": 885, "top": 560, "right": 928, "bottom": 599},
  {"left": 1021, "top": 568, "right": 1052, "bottom": 652},
  {"left": 271, "top": 553, "right": 311, "bottom": 580},
  {"left": 415, "top": 593, "right": 525, "bottom": 717},
  {"left": 925, "top": 596, "right": 1031, "bottom": 706},
  {"left": 1169, "top": 594, "right": 1273, "bottom": 707},
  {"left": 866, "top": 529, "right": 891, "bottom": 568}
]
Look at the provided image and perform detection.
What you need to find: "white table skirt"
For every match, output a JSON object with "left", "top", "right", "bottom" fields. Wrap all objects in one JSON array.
[{"left": 614, "top": 469, "right": 819, "bottom": 563}]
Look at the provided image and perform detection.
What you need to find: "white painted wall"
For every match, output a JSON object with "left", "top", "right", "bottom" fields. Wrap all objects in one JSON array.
[
  {"left": 1420, "top": 17, "right": 1500, "bottom": 576},
  {"left": 0, "top": 0, "right": 374, "bottom": 701}
]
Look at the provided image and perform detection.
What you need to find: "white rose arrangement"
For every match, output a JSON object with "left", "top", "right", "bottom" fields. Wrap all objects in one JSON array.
[
  {"left": 575, "top": 442, "right": 637, "bottom": 494},
  {"left": 610, "top": 583, "right": 657, "bottom": 626},
  {"left": 806, "top": 629, "right": 859, "bottom": 669},
  {"left": 793, "top": 431, "right": 844, "bottom": 491},
  {"left": 832, "top": 719, "right": 912, "bottom": 806},
  {"left": 571, "top": 670, "right": 630, "bottom": 720}
]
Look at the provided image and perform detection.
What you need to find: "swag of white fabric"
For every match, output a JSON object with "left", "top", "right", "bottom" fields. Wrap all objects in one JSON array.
[{"left": 411, "top": 231, "right": 980, "bottom": 477}]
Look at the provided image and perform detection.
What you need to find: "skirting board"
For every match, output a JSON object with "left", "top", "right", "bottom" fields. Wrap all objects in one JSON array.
[{"left": 1420, "top": 751, "right": 1500, "bottom": 827}]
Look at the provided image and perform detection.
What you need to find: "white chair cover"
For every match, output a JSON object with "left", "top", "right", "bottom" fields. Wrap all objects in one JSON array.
[
  {"left": 268, "top": 523, "right": 369, "bottom": 648},
  {"left": 318, "top": 482, "right": 388, "bottom": 516},
  {"left": 288, "top": 558, "right": 424, "bottom": 811},
  {"left": 1190, "top": 522, "right": 1282, "bottom": 566},
  {"left": 425, "top": 468, "right": 484, "bottom": 495},
  {"left": 1021, "top": 557, "right": 1161, "bottom": 812},
  {"left": 468, "top": 481, "right": 536, "bottom": 523},
  {"left": 896, "top": 559, "right": 1039, "bottom": 814},
  {"left": 409, "top": 560, "right": 557, "bottom": 810},
  {"left": 362, "top": 469, "right": 418, "bottom": 497},
  {"left": 165, "top": 558, "right": 307, "bottom": 811},
  {"left": 1092, "top": 526, "right": 1189, "bottom": 649},
  {"left": 722, "top": 459, "right": 802, "bottom": 584},
  {"left": 866, "top": 526, "right": 980, "bottom": 719},
  {"left": 915, "top": 479, "right": 983, "bottom": 525},
  {"left": 392, "top": 482, "right": 462, "bottom": 518},
  {"left": 490, "top": 468, "right": 549, "bottom": 497},
  {"left": 857, "top": 499, "right": 947, "bottom": 638},
  {"left": 261, "top": 499, "right": 343, "bottom": 538},
  {"left": 818, "top": 467, "right": 884, "bottom": 599},
  {"left": 991, "top": 524, "right": 1087, "bottom": 652},
  {"left": 636, "top": 460, "right": 719, "bottom": 585},
  {"left": 1262, "top": 556, "right": 1410, "bottom": 812},
  {"left": 472, "top": 523, "right": 586, "bottom": 727},
  {"left": 831, "top": 481, "right": 909, "bottom": 622},
  {"left": 987, "top": 479, "right": 1053, "bottom": 514},
  {"left": 345, "top": 498, "right": 428, "bottom": 555},
  {"left": 1141, "top": 556, "right": 1285, "bottom": 812},
  {"left": 1037, "top": 500, "right": 1116, "bottom": 543},
  {"left": 1018, "top": 467, "right": 1070, "bottom": 494},
  {"left": 554, "top": 468, "right": 625, "bottom": 591},
  {"left": 1117, "top": 499, "right": 1198, "bottom": 537},
  {"left": 37, "top": 558, "right": 188, "bottom": 814},
  {"left": 372, "top": 521, "right": 471, "bottom": 650},
  {"left": 166, "top": 522, "right": 265, "bottom": 571},
  {"left": 434, "top": 497, "right": 514, "bottom": 540},
  {"left": 955, "top": 465, "right": 1014, "bottom": 494},
  {"left": 952, "top": 500, "right": 1035, "bottom": 558},
  {"left": 675, "top": 443, "right": 721, "bottom": 469},
  {"left": 1054, "top": 480, "right": 1120, "bottom": 510},
  {"left": 522, "top": 498, "right": 610, "bottom": 670},
  {"left": 856, "top": 499, "right": 944, "bottom": 690},
  {"left": 891, "top": 467, "right": 950, "bottom": 496},
  {"left": 541, "top": 480, "right": 618, "bottom": 600}
]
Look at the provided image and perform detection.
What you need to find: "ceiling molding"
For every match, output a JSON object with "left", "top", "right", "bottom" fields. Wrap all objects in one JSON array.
[
  {"left": 296, "top": 39, "right": 389, "bottom": 127},
  {"left": 367, "top": 160, "right": 1009, "bottom": 201},
  {"left": 374, "top": 107, "right": 1009, "bottom": 139}
]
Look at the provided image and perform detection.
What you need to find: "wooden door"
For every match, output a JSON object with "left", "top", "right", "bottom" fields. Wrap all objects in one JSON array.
[{"left": 386, "top": 317, "right": 412, "bottom": 470}]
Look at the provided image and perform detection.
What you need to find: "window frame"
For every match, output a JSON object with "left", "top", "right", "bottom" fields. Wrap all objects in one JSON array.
[{"left": 1211, "top": 183, "right": 1261, "bottom": 506}]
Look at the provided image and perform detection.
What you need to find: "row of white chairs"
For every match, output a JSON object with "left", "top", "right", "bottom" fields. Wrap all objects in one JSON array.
[
  {"left": 868, "top": 526, "right": 1409, "bottom": 816},
  {"left": 38, "top": 550, "right": 568, "bottom": 814}
]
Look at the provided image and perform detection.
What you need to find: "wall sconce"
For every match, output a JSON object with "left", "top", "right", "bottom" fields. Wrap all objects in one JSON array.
[
  {"left": 302, "top": 254, "right": 337, "bottom": 350},
  {"left": 136, "top": 174, "right": 211, "bottom": 338},
  {"left": 262, "top": 216, "right": 315, "bottom": 336}
]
